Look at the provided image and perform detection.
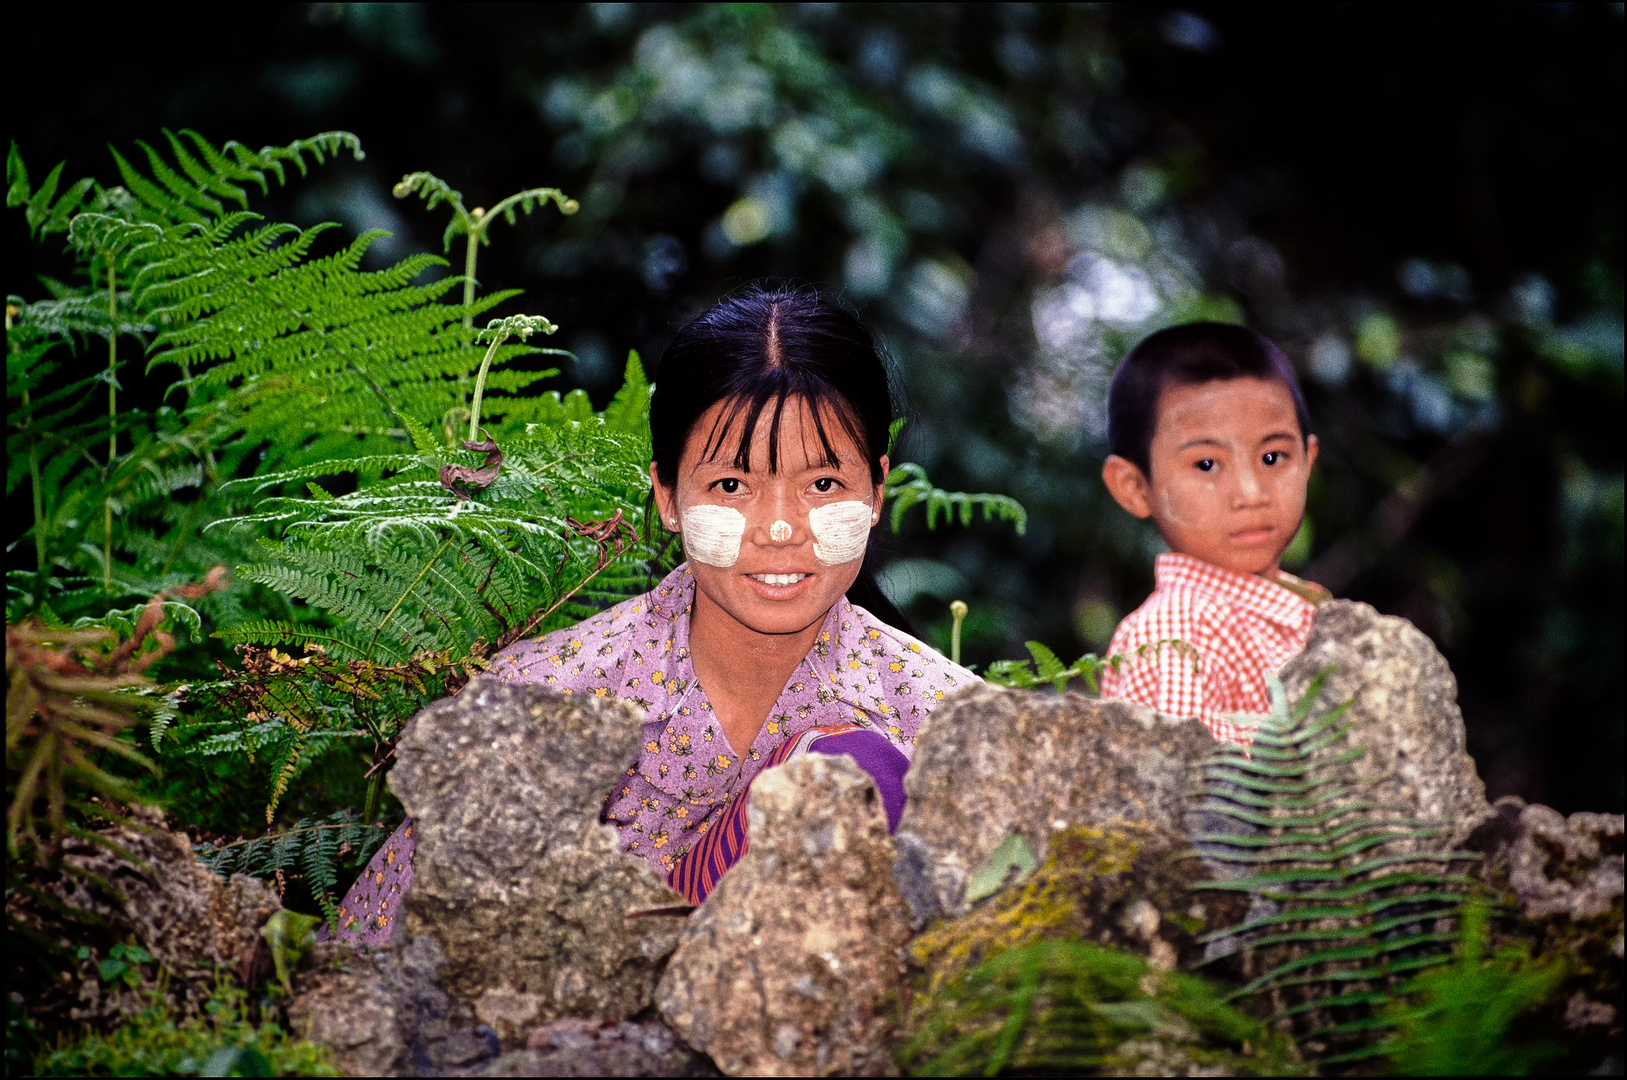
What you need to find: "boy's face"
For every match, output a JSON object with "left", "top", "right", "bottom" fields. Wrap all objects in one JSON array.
[{"left": 1102, "top": 377, "right": 1318, "bottom": 577}]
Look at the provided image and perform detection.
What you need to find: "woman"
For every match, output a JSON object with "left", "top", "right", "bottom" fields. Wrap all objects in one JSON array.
[{"left": 333, "top": 288, "right": 976, "bottom": 946}]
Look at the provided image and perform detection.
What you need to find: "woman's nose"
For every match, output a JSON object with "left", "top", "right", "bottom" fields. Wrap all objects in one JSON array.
[{"left": 760, "top": 490, "right": 801, "bottom": 543}]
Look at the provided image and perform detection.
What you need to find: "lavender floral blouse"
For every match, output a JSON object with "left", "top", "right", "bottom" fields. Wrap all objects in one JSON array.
[
  {"left": 488, "top": 563, "right": 978, "bottom": 874},
  {"left": 331, "top": 563, "right": 975, "bottom": 945}
]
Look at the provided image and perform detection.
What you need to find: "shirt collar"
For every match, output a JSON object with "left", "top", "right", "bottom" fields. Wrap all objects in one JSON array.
[{"left": 1154, "top": 552, "right": 1318, "bottom": 629}]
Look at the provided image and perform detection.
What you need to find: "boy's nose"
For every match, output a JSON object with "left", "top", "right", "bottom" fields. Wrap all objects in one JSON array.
[{"left": 1234, "top": 465, "right": 1269, "bottom": 506}]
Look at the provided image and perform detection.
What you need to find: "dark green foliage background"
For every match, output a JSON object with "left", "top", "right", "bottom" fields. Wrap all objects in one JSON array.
[{"left": 7, "top": 3, "right": 1621, "bottom": 814}]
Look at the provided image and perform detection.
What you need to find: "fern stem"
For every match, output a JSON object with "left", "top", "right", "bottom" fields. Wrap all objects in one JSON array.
[
  {"left": 9, "top": 305, "right": 46, "bottom": 572},
  {"left": 25, "top": 389, "right": 45, "bottom": 572},
  {"left": 363, "top": 770, "right": 382, "bottom": 825},
  {"left": 368, "top": 536, "right": 456, "bottom": 660},
  {"left": 467, "top": 329, "right": 508, "bottom": 443},
  {"left": 104, "top": 258, "right": 117, "bottom": 592},
  {"left": 460, "top": 210, "right": 483, "bottom": 409},
  {"left": 462, "top": 214, "right": 481, "bottom": 332}
]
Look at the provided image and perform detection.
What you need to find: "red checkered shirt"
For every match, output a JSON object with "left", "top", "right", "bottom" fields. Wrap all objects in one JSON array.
[{"left": 1098, "top": 553, "right": 1325, "bottom": 746}]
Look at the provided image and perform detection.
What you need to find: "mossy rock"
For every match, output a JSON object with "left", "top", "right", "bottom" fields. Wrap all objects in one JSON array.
[
  {"left": 909, "top": 821, "right": 1250, "bottom": 997},
  {"left": 901, "top": 822, "right": 1290, "bottom": 1076}
]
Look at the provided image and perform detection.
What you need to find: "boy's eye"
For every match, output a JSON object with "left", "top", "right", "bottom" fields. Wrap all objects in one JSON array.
[
  {"left": 1196, "top": 459, "right": 1215, "bottom": 472},
  {"left": 1262, "top": 451, "right": 1282, "bottom": 465},
  {"left": 812, "top": 478, "right": 839, "bottom": 493},
  {"left": 716, "top": 478, "right": 741, "bottom": 494}
]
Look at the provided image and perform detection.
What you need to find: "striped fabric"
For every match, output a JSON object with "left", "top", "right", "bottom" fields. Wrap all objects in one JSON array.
[
  {"left": 666, "top": 725, "right": 901, "bottom": 905},
  {"left": 1098, "top": 552, "right": 1326, "bottom": 746}
]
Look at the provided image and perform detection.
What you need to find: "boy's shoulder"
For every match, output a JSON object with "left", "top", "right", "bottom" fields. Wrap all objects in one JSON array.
[
  {"left": 1112, "top": 560, "right": 1232, "bottom": 642},
  {"left": 1110, "top": 554, "right": 1320, "bottom": 652}
]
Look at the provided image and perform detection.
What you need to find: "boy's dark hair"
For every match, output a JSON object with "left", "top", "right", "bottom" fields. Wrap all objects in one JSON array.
[
  {"left": 650, "top": 284, "right": 910, "bottom": 629},
  {"left": 1106, "top": 322, "right": 1311, "bottom": 475}
]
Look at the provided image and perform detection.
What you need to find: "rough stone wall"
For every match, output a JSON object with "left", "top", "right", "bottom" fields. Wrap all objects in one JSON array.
[
  {"left": 658, "top": 754, "right": 911, "bottom": 1077},
  {"left": 894, "top": 686, "right": 1215, "bottom": 925},
  {"left": 5, "top": 804, "right": 279, "bottom": 1026}
]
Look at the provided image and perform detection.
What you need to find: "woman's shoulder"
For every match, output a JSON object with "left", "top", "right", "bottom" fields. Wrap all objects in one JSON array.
[
  {"left": 840, "top": 599, "right": 980, "bottom": 690},
  {"left": 489, "top": 566, "right": 692, "bottom": 684}
]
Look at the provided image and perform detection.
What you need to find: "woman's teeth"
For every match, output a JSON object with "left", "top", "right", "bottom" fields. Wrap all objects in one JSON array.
[{"left": 750, "top": 573, "right": 808, "bottom": 587}]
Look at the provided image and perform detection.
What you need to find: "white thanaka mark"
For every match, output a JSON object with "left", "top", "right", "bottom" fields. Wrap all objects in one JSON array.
[
  {"left": 769, "top": 519, "right": 792, "bottom": 543},
  {"left": 808, "top": 501, "right": 873, "bottom": 566},
  {"left": 680, "top": 505, "right": 747, "bottom": 567}
]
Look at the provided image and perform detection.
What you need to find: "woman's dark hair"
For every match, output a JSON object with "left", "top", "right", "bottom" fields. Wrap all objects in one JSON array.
[
  {"left": 650, "top": 285, "right": 911, "bottom": 630},
  {"left": 1106, "top": 321, "right": 1312, "bottom": 476}
]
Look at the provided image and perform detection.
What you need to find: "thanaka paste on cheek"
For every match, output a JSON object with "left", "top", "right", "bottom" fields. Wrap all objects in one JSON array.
[
  {"left": 680, "top": 505, "right": 747, "bottom": 567},
  {"left": 808, "top": 501, "right": 873, "bottom": 565}
]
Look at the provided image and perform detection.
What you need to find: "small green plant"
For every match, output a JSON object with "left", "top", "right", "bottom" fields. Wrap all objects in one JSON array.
[
  {"left": 900, "top": 940, "right": 1296, "bottom": 1076},
  {"left": 75, "top": 942, "right": 155, "bottom": 990},
  {"left": 32, "top": 981, "right": 336, "bottom": 1077},
  {"left": 1377, "top": 901, "right": 1566, "bottom": 1076},
  {"left": 983, "top": 638, "right": 1197, "bottom": 695}
]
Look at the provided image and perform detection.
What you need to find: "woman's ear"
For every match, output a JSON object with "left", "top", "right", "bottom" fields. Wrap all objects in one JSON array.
[
  {"left": 649, "top": 463, "right": 679, "bottom": 531},
  {"left": 1101, "top": 455, "right": 1153, "bottom": 519},
  {"left": 875, "top": 454, "right": 890, "bottom": 501},
  {"left": 1305, "top": 433, "right": 1320, "bottom": 470}
]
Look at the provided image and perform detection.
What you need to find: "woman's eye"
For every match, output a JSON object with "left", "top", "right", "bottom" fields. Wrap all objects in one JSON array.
[
  {"left": 1196, "top": 459, "right": 1215, "bottom": 472},
  {"left": 717, "top": 478, "right": 741, "bottom": 494},
  {"left": 812, "top": 477, "right": 838, "bottom": 493},
  {"left": 1262, "top": 451, "right": 1282, "bottom": 465}
]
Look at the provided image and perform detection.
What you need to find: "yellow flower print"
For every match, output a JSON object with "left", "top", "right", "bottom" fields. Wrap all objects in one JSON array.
[
  {"left": 908, "top": 642, "right": 922, "bottom": 653},
  {"left": 653, "top": 829, "right": 671, "bottom": 848},
  {"left": 889, "top": 661, "right": 905, "bottom": 673},
  {"left": 646, "top": 740, "right": 660, "bottom": 753},
  {"left": 593, "top": 687, "right": 609, "bottom": 697},
  {"left": 653, "top": 671, "right": 665, "bottom": 684}
]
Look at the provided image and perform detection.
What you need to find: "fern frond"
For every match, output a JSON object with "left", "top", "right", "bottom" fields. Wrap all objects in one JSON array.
[
  {"left": 885, "top": 461, "right": 1028, "bottom": 535},
  {"left": 1191, "top": 672, "right": 1481, "bottom": 1062}
]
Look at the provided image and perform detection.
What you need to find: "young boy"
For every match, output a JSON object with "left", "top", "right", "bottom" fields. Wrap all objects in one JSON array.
[{"left": 1097, "top": 322, "right": 1330, "bottom": 745}]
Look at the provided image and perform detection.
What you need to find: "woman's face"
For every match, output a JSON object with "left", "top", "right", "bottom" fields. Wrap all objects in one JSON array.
[{"left": 651, "top": 396, "right": 888, "bottom": 637}]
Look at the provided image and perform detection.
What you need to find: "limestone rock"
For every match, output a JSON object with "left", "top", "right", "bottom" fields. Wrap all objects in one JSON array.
[
  {"left": 476, "top": 1019, "right": 717, "bottom": 1076},
  {"left": 657, "top": 754, "right": 911, "bottom": 1077},
  {"left": 1455, "top": 795, "right": 1623, "bottom": 1043},
  {"left": 386, "top": 677, "right": 687, "bottom": 1046},
  {"left": 1279, "top": 599, "right": 1487, "bottom": 827},
  {"left": 5, "top": 805, "right": 278, "bottom": 1024},
  {"left": 894, "top": 684, "right": 1216, "bottom": 924},
  {"left": 289, "top": 935, "right": 502, "bottom": 1078},
  {"left": 289, "top": 947, "right": 412, "bottom": 1077}
]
